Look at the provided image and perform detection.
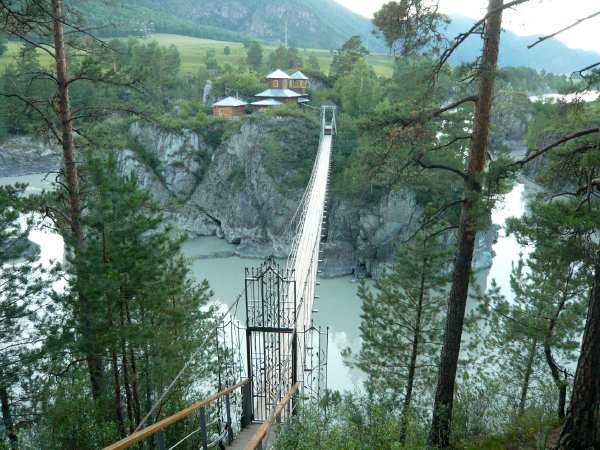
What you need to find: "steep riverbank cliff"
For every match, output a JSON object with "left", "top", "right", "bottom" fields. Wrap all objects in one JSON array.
[{"left": 0, "top": 116, "right": 496, "bottom": 277}]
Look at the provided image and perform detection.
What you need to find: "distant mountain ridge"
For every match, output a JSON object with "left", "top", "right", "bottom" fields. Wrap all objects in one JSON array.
[
  {"left": 83, "top": 0, "right": 599, "bottom": 74},
  {"left": 447, "top": 16, "right": 600, "bottom": 74},
  {"left": 82, "top": 0, "right": 384, "bottom": 51}
]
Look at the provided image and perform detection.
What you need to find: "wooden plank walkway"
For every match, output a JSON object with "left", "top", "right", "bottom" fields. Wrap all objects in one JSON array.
[{"left": 227, "top": 424, "right": 261, "bottom": 450}]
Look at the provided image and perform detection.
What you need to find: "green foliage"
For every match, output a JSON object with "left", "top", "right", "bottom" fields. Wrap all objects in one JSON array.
[
  {"left": 33, "top": 377, "right": 120, "bottom": 450},
  {"left": 306, "top": 53, "right": 321, "bottom": 72},
  {"left": 244, "top": 41, "right": 263, "bottom": 71},
  {"left": 330, "top": 114, "right": 358, "bottom": 192},
  {"left": 496, "top": 66, "right": 572, "bottom": 94},
  {"left": 0, "top": 44, "right": 53, "bottom": 135},
  {"left": 330, "top": 35, "right": 369, "bottom": 79},
  {"left": 204, "top": 48, "right": 219, "bottom": 71},
  {"left": 197, "top": 116, "right": 242, "bottom": 148},
  {"left": 227, "top": 162, "right": 246, "bottom": 191},
  {"left": 261, "top": 114, "right": 320, "bottom": 191},
  {"left": 159, "top": 99, "right": 211, "bottom": 129},
  {"left": 347, "top": 230, "right": 450, "bottom": 419},
  {"left": 212, "top": 70, "right": 267, "bottom": 98},
  {"left": 275, "top": 393, "right": 424, "bottom": 450},
  {"left": 266, "top": 46, "right": 303, "bottom": 71},
  {"left": 335, "top": 60, "right": 383, "bottom": 117},
  {"left": 373, "top": 1, "right": 448, "bottom": 56},
  {"left": 0, "top": 35, "right": 6, "bottom": 57},
  {"left": 31, "top": 153, "right": 217, "bottom": 447},
  {"left": 0, "top": 184, "right": 46, "bottom": 449}
]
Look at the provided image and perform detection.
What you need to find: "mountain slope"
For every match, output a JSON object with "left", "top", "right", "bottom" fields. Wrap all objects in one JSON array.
[
  {"left": 81, "top": 0, "right": 385, "bottom": 51},
  {"left": 446, "top": 16, "right": 599, "bottom": 74},
  {"left": 80, "top": 1, "right": 599, "bottom": 74}
]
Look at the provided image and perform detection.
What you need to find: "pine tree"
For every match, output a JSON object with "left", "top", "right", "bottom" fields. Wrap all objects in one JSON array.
[
  {"left": 330, "top": 36, "right": 369, "bottom": 79},
  {"left": 33, "top": 153, "right": 216, "bottom": 448},
  {"left": 244, "top": 41, "right": 263, "bottom": 72},
  {"left": 350, "top": 231, "right": 449, "bottom": 443},
  {"left": 429, "top": 2, "right": 505, "bottom": 445},
  {"left": 0, "top": 184, "right": 46, "bottom": 449}
]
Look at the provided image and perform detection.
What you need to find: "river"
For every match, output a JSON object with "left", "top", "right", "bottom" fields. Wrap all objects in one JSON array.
[{"left": 1, "top": 173, "right": 533, "bottom": 392}]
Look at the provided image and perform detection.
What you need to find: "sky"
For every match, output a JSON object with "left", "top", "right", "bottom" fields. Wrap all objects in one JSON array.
[{"left": 334, "top": 0, "right": 600, "bottom": 53}]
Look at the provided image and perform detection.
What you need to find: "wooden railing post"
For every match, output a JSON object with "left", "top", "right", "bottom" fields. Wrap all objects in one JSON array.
[
  {"left": 199, "top": 407, "right": 208, "bottom": 450},
  {"left": 103, "top": 380, "right": 249, "bottom": 450},
  {"left": 243, "top": 383, "right": 300, "bottom": 450}
]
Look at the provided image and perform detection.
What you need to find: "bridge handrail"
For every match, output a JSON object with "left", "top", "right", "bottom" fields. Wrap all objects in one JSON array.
[
  {"left": 243, "top": 382, "right": 300, "bottom": 450},
  {"left": 103, "top": 379, "right": 250, "bottom": 450}
]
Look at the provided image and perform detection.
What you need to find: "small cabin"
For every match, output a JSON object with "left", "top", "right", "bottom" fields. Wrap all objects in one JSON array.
[
  {"left": 289, "top": 71, "right": 309, "bottom": 94},
  {"left": 266, "top": 69, "right": 290, "bottom": 89},
  {"left": 212, "top": 97, "right": 248, "bottom": 119},
  {"left": 255, "top": 88, "right": 303, "bottom": 104}
]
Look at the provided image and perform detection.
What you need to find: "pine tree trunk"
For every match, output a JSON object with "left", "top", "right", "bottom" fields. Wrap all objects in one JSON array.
[
  {"left": 557, "top": 250, "right": 600, "bottom": 449},
  {"left": 120, "top": 299, "right": 135, "bottom": 432},
  {"left": 544, "top": 329, "right": 566, "bottom": 420},
  {"left": 400, "top": 256, "right": 427, "bottom": 443},
  {"left": 51, "top": 0, "right": 104, "bottom": 401},
  {"left": 125, "top": 300, "right": 142, "bottom": 425},
  {"left": 111, "top": 349, "right": 127, "bottom": 438},
  {"left": 428, "top": 1, "right": 504, "bottom": 447},
  {"left": 0, "top": 386, "right": 18, "bottom": 450},
  {"left": 518, "top": 338, "right": 537, "bottom": 417},
  {"left": 544, "top": 271, "right": 571, "bottom": 420}
]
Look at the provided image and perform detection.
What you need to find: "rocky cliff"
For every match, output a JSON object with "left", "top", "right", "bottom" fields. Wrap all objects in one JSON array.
[
  {"left": 116, "top": 116, "right": 495, "bottom": 277},
  {"left": 0, "top": 116, "right": 496, "bottom": 277}
]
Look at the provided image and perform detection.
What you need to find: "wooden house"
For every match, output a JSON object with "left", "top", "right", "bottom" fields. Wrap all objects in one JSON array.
[
  {"left": 212, "top": 97, "right": 248, "bottom": 119},
  {"left": 289, "top": 71, "right": 309, "bottom": 94},
  {"left": 266, "top": 69, "right": 290, "bottom": 89}
]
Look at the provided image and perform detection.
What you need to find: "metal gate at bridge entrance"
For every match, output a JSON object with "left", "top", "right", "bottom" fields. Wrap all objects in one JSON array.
[{"left": 244, "top": 257, "right": 328, "bottom": 423}]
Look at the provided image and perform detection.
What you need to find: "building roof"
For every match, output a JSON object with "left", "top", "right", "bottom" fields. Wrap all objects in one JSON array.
[
  {"left": 255, "top": 88, "right": 303, "bottom": 98},
  {"left": 290, "top": 71, "right": 309, "bottom": 80},
  {"left": 266, "top": 69, "right": 290, "bottom": 79},
  {"left": 212, "top": 97, "right": 247, "bottom": 107},
  {"left": 298, "top": 98, "right": 310, "bottom": 103},
  {"left": 251, "top": 99, "right": 284, "bottom": 106}
]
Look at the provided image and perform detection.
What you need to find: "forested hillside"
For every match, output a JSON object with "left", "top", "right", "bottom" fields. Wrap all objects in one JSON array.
[
  {"left": 74, "top": 0, "right": 599, "bottom": 73},
  {"left": 75, "top": 0, "right": 384, "bottom": 50}
]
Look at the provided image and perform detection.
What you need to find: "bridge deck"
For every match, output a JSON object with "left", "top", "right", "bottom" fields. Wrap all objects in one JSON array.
[{"left": 227, "top": 424, "right": 262, "bottom": 450}]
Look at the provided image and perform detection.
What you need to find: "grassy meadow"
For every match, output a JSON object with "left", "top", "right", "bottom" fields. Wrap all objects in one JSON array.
[{"left": 0, "top": 33, "right": 395, "bottom": 77}]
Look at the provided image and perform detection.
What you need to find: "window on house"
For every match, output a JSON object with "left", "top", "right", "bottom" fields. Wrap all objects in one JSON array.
[{"left": 273, "top": 80, "right": 279, "bottom": 88}]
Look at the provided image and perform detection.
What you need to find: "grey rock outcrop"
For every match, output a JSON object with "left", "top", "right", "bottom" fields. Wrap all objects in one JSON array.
[
  {"left": 0, "top": 136, "right": 61, "bottom": 177},
  {"left": 0, "top": 117, "right": 497, "bottom": 278},
  {"left": 116, "top": 118, "right": 494, "bottom": 277}
]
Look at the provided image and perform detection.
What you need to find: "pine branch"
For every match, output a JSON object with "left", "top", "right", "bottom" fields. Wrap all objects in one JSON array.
[
  {"left": 513, "top": 127, "right": 600, "bottom": 167},
  {"left": 528, "top": 11, "right": 600, "bottom": 49}
]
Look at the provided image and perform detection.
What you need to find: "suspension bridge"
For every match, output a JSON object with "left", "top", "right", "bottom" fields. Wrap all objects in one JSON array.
[{"left": 104, "top": 105, "right": 338, "bottom": 450}]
